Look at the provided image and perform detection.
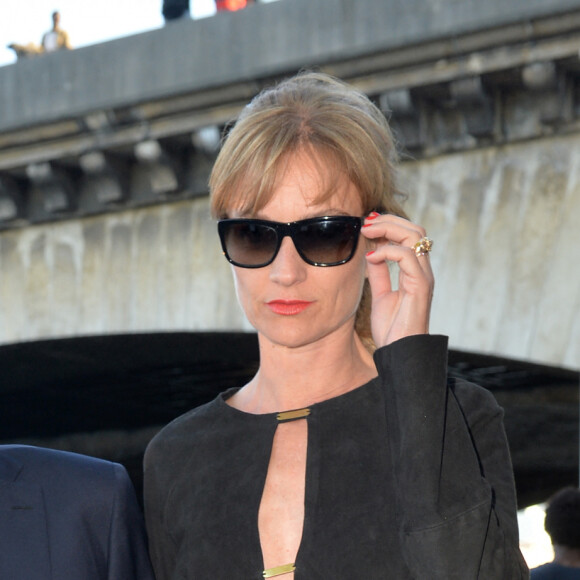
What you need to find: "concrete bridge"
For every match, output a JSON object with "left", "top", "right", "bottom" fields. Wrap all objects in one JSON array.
[{"left": 1, "top": 0, "right": 579, "bottom": 505}]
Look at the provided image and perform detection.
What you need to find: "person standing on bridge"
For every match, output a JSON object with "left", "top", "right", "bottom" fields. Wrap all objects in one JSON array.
[
  {"left": 41, "top": 11, "right": 72, "bottom": 53},
  {"left": 8, "top": 10, "right": 71, "bottom": 59},
  {"left": 215, "top": 0, "right": 255, "bottom": 12},
  {"left": 162, "top": 0, "right": 190, "bottom": 22},
  {"left": 144, "top": 71, "right": 529, "bottom": 579}
]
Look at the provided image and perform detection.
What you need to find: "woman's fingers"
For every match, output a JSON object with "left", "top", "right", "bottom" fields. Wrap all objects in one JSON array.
[
  {"left": 363, "top": 215, "right": 433, "bottom": 277},
  {"left": 363, "top": 212, "right": 426, "bottom": 241},
  {"left": 362, "top": 213, "right": 434, "bottom": 346}
]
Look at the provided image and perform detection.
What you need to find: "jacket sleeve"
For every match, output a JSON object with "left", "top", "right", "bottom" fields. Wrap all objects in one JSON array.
[
  {"left": 374, "top": 334, "right": 529, "bottom": 580},
  {"left": 107, "top": 463, "right": 156, "bottom": 580}
]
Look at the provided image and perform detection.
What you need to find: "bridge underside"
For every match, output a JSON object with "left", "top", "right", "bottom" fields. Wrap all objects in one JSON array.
[{"left": 1, "top": 332, "right": 577, "bottom": 507}]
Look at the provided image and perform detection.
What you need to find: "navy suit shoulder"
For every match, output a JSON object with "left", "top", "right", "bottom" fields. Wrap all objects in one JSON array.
[
  {"left": 0, "top": 445, "right": 155, "bottom": 580},
  {"left": 2, "top": 443, "right": 125, "bottom": 486}
]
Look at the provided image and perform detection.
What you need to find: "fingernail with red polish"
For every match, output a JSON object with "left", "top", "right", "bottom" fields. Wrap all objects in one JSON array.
[{"left": 366, "top": 250, "right": 375, "bottom": 256}]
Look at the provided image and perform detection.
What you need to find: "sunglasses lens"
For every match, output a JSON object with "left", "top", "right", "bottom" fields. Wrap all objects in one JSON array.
[
  {"left": 221, "top": 222, "right": 278, "bottom": 267},
  {"left": 296, "top": 219, "right": 359, "bottom": 266},
  {"left": 219, "top": 217, "right": 361, "bottom": 268}
]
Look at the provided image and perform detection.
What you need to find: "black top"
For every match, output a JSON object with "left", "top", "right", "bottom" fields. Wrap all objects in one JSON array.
[{"left": 144, "top": 335, "right": 529, "bottom": 579}]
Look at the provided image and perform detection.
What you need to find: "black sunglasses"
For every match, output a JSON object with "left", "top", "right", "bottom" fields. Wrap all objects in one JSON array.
[{"left": 217, "top": 216, "right": 363, "bottom": 268}]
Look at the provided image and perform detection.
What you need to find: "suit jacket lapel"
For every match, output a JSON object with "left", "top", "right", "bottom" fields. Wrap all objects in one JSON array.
[{"left": 0, "top": 455, "right": 52, "bottom": 579}]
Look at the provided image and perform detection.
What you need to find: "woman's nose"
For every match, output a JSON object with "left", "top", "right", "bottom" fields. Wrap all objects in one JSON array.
[{"left": 269, "top": 236, "right": 307, "bottom": 285}]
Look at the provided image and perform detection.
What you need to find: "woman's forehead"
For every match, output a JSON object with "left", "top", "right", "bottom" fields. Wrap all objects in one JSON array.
[
  {"left": 232, "top": 148, "right": 362, "bottom": 214},
  {"left": 233, "top": 181, "right": 363, "bottom": 220}
]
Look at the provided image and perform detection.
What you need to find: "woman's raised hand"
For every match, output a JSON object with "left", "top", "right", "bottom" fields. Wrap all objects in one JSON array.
[{"left": 362, "top": 213, "right": 434, "bottom": 348}]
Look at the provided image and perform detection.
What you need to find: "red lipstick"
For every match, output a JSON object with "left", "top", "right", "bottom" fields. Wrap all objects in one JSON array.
[{"left": 266, "top": 300, "right": 313, "bottom": 316}]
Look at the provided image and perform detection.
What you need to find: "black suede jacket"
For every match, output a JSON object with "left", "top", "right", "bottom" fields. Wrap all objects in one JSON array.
[{"left": 144, "top": 335, "right": 529, "bottom": 579}]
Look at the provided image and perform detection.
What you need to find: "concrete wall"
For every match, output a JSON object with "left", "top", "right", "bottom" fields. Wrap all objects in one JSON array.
[
  {"left": 0, "top": 198, "right": 250, "bottom": 342},
  {"left": 3, "top": 0, "right": 580, "bottom": 132},
  {"left": 2, "top": 132, "right": 579, "bottom": 370},
  {"left": 402, "top": 134, "right": 580, "bottom": 369}
]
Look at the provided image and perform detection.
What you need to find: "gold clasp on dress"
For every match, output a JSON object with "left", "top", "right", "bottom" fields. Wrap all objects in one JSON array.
[
  {"left": 263, "top": 563, "right": 296, "bottom": 577},
  {"left": 276, "top": 408, "right": 311, "bottom": 422}
]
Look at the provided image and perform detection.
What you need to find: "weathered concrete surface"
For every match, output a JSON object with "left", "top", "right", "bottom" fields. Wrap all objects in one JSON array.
[
  {"left": 3, "top": 0, "right": 580, "bottom": 132},
  {"left": 401, "top": 133, "right": 580, "bottom": 369},
  {"left": 0, "top": 198, "right": 251, "bottom": 343},
  {"left": 1, "top": 132, "right": 579, "bottom": 370}
]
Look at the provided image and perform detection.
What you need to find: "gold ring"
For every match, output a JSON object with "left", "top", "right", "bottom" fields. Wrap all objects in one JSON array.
[{"left": 412, "top": 236, "right": 433, "bottom": 256}]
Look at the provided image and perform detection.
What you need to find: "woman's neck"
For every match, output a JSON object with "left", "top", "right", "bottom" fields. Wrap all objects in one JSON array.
[{"left": 229, "top": 331, "right": 377, "bottom": 414}]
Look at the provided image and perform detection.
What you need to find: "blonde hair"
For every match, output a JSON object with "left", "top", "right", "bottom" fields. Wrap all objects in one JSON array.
[{"left": 209, "top": 71, "right": 407, "bottom": 350}]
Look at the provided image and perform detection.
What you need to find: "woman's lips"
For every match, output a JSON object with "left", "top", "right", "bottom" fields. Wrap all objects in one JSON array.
[{"left": 266, "top": 300, "right": 313, "bottom": 315}]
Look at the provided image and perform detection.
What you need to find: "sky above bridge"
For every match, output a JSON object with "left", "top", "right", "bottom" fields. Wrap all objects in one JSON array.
[{"left": 0, "top": 0, "right": 276, "bottom": 67}]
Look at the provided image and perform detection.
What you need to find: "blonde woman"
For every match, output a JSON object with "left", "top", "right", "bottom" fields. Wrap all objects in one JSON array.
[{"left": 144, "top": 72, "right": 528, "bottom": 579}]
